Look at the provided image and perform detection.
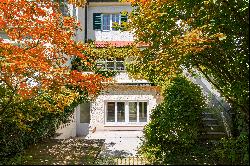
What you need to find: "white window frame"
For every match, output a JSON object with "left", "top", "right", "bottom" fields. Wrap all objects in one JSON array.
[
  {"left": 101, "top": 13, "right": 121, "bottom": 31},
  {"left": 104, "top": 101, "right": 149, "bottom": 126},
  {"left": 97, "top": 58, "right": 126, "bottom": 71}
]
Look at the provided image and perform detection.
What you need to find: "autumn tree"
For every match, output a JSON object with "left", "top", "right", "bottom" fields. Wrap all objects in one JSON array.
[
  {"left": 0, "top": 0, "right": 108, "bottom": 160},
  {"left": 125, "top": 0, "right": 249, "bottom": 122},
  {"left": 0, "top": 0, "right": 108, "bottom": 113}
]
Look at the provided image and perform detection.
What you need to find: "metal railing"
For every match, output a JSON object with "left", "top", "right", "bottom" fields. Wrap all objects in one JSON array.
[{"left": 95, "top": 156, "right": 150, "bottom": 165}]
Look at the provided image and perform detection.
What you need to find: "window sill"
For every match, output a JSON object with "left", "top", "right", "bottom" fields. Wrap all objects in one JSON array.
[
  {"left": 94, "top": 30, "right": 127, "bottom": 32},
  {"left": 104, "top": 123, "right": 147, "bottom": 127}
]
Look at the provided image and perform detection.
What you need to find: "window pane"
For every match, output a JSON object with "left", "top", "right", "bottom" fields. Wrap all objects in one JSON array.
[
  {"left": 107, "top": 102, "right": 115, "bottom": 122},
  {"left": 102, "top": 14, "right": 110, "bottom": 30},
  {"left": 107, "top": 61, "right": 115, "bottom": 70},
  {"left": 112, "top": 14, "right": 120, "bottom": 31},
  {"left": 139, "top": 102, "right": 147, "bottom": 122},
  {"left": 117, "top": 102, "right": 125, "bottom": 122},
  {"left": 112, "top": 14, "right": 120, "bottom": 23},
  {"left": 96, "top": 60, "right": 105, "bottom": 70},
  {"left": 116, "top": 61, "right": 124, "bottom": 70},
  {"left": 129, "top": 102, "right": 137, "bottom": 122}
]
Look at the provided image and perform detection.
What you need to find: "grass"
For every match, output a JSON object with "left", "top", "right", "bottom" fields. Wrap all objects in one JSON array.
[{"left": 6, "top": 138, "right": 105, "bottom": 165}]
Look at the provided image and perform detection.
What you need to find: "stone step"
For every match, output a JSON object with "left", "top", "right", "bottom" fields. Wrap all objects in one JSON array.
[
  {"left": 202, "top": 117, "right": 220, "bottom": 125},
  {"left": 201, "top": 140, "right": 220, "bottom": 147},
  {"left": 206, "top": 131, "right": 226, "bottom": 135},
  {"left": 201, "top": 111, "right": 228, "bottom": 141},
  {"left": 204, "top": 123, "right": 220, "bottom": 127},
  {"left": 201, "top": 131, "right": 227, "bottom": 140},
  {"left": 202, "top": 125, "right": 225, "bottom": 132},
  {"left": 202, "top": 112, "right": 216, "bottom": 119},
  {"left": 202, "top": 117, "right": 217, "bottom": 120}
]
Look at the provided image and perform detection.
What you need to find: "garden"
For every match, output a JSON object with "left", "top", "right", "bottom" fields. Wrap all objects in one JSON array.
[{"left": 0, "top": 0, "right": 249, "bottom": 165}]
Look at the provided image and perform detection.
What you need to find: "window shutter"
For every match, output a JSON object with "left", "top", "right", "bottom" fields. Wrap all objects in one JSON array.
[
  {"left": 120, "top": 12, "right": 128, "bottom": 29},
  {"left": 120, "top": 13, "right": 128, "bottom": 23},
  {"left": 93, "top": 13, "right": 102, "bottom": 30}
]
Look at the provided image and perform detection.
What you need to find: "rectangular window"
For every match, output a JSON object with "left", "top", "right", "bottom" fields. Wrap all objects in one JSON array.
[
  {"left": 107, "top": 102, "right": 115, "bottom": 122},
  {"left": 105, "top": 101, "right": 148, "bottom": 124},
  {"left": 139, "top": 102, "right": 147, "bottom": 122},
  {"left": 93, "top": 13, "right": 128, "bottom": 31},
  {"left": 106, "top": 59, "right": 115, "bottom": 70},
  {"left": 97, "top": 58, "right": 125, "bottom": 71},
  {"left": 117, "top": 102, "right": 125, "bottom": 122},
  {"left": 102, "top": 14, "right": 111, "bottom": 31},
  {"left": 129, "top": 102, "right": 137, "bottom": 122},
  {"left": 112, "top": 14, "right": 120, "bottom": 23},
  {"left": 96, "top": 59, "right": 106, "bottom": 69},
  {"left": 112, "top": 14, "right": 120, "bottom": 30},
  {"left": 116, "top": 58, "right": 125, "bottom": 70}
]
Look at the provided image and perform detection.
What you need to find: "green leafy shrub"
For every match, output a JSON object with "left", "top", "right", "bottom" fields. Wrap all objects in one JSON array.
[
  {"left": 139, "top": 76, "right": 208, "bottom": 164},
  {"left": 213, "top": 108, "right": 249, "bottom": 165},
  {"left": 214, "top": 132, "right": 249, "bottom": 165},
  {"left": 0, "top": 87, "right": 87, "bottom": 164}
]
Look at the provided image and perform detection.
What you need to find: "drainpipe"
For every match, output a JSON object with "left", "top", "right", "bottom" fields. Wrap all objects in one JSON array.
[{"left": 84, "top": 0, "right": 88, "bottom": 43}]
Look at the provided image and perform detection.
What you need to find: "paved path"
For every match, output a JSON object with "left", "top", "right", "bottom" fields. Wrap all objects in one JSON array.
[{"left": 85, "top": 131, "right": 143, "bottom": 157}]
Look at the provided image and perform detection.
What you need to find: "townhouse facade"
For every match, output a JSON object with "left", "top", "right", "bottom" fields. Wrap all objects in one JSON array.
[
  {"left": 0, "top": 0, "right": 230, "bottom": 139},
  {"left": 76, "top": 0, "right": 162, "bottom": 136},
  {"left": 56, "top": 0, "right": 162, "bottom": 138}
]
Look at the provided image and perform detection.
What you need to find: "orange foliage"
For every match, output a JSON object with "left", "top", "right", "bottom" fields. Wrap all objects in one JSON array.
[
  {"left": 127, "top": 0, "right": 175, "bottom": 6},
  {"left": 67, "top": 0, "right": 86, "bottom": 6},
  {"left": 0, "top": 0, "right": 107, "bottom": 99}
]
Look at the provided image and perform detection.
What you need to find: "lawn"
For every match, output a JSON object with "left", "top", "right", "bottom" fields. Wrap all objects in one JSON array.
[{"left": 9, "top": 138, "right": 105, "bottom": 165}]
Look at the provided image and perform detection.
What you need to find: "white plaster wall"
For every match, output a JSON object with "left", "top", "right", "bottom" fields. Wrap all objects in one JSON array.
[
  {"left": 77, "top": 123, "right": 89, "bottom": 136},
  {"left": 114, "top": 72, "right": 149, "bottom": 83},
  {"left": 75, "top": 6, "right": 85, "bottom": 42},
  {"left": 55, "top": 109, "right": 77, "bottom": 139},
  {"left": 93, "top": 30, "right": 134, "bottom": 41},
  {"left": 89, "top": 88, "right": 159, "bottom": 131},
  {"left": 87, "top": 4, "right": 134, "bottom": 41},
  {"left": 82, "top": 71, "right": 150, "bottom": 84}
]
